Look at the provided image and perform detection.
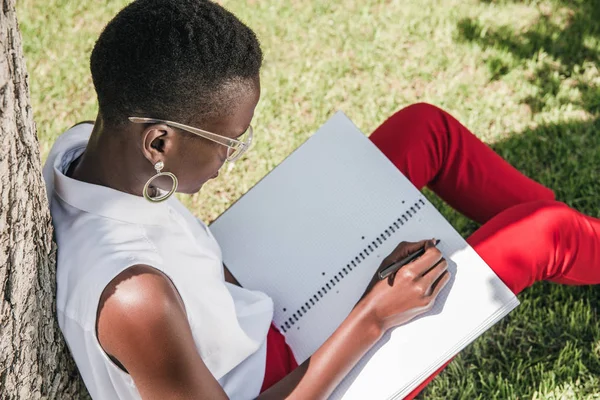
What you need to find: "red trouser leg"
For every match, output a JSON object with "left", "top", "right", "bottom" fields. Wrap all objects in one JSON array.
[
  {"left": 369, "top": 103, "right": 600, "bottom": 398},
  {"left": 369, "top": 103, "right": 555, "bottom": 224},
  {"left": 261, "top": 324, "right": 299, "bottom": 392}
]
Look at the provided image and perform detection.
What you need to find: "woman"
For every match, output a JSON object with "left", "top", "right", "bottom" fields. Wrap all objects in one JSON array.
[{"left": 42, "top": 0, "right": 600, "bottom": 399}]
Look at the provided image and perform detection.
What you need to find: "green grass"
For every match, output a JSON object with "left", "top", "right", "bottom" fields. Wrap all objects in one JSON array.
[{"left": 16, "top": 0, "right": 600, "bottom": 398}]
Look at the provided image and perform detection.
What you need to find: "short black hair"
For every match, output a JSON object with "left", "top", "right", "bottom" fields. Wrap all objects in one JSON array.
[{"left": 90, "top": 0, "right": 262, "bottom": 126}]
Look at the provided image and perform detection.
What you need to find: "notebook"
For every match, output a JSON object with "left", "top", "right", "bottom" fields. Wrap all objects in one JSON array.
[{"left": 209, "top": 112, "right": 519, "bottom": 399}]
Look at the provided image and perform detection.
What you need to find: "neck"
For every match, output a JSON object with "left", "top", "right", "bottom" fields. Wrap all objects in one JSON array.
[{"left": 70, "top": 115, "right": 150, "bottom": 197}]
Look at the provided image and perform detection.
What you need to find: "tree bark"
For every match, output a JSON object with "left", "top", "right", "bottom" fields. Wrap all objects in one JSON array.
[{"left": 0, "top": 0, "right": 89, "bottom": 398}]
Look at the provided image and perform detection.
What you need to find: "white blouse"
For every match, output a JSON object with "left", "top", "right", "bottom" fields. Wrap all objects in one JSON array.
[{"left": 43, "top": 124, "right": 274, "bottom": 400}]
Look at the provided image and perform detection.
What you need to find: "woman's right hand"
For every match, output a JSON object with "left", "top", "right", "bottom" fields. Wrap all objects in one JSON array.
[
  {"left": 262, "top": 240, "right": 450, "bottom": 399},
  {"left": 362, "top": 239, "right": 450, "bottom": 332}
]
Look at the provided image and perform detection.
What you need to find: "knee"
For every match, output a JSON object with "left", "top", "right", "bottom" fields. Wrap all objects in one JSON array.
[
  {"left": 399, "top": 102, "right": 444, "bottom": 116},
  {"left": 502, "top": 200, "right": 579, "bottom": 253},
  {"left": 388, "top": 102, "right": 445, "bottom": 127},
  {"left": 469, "top": 200, "right": 576, "bottom": 254},
  {"left": 371, "top": 102, "right": 447, "bottom": 146},
  {"left": 468, "top": 200, "right": 578, "bottom": 293},
  {"left": 506, "top": 200, "right": 589, "bottom": 284},
  {"left": 523, "top": 200, "right": 575, "bottom": 230}
]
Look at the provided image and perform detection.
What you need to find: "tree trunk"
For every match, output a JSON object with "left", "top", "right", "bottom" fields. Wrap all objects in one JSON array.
[{"left": 0, "top": 0, "right": 89, "bottom": 398}]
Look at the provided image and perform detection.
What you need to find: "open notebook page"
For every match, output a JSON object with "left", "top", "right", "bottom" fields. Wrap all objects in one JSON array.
[{"left": 210, "top": 112, "right": 518, "bottom": 399}]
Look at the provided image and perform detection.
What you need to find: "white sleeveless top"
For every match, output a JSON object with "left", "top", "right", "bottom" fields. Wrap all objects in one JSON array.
[{"left": 42, "top": 124, "right": 274, "bottom": 400}]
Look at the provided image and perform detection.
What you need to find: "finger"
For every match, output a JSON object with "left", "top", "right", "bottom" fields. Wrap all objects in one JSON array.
[
  {"left": 428, "top": 270, "right": 451, "bottom": 298},
  {"left": 423, "top": 238, "right": 438, "bottom": 250},
  {"left": 420, "top": 258, "right": 448, "bottom": 288},
  {"left": 403, "top": 246, "right": 443, "bottom": 275},
  {"left": 387, "top": 239, "right": 429, "bottom": 262}
]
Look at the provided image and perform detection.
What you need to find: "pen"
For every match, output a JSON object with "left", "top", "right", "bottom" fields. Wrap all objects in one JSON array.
[{"left": 378, "top": 239, "right": 441, "bottom": 280}]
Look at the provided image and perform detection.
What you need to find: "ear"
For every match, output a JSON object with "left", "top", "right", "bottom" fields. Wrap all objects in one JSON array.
[{"left": 140, "top": 124, "right": 177, "bottom": 165}]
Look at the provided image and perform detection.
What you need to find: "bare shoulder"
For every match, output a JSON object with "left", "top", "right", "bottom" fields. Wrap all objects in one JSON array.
[
  {"left": 96, "top": 265, "right": 187, "bottom": 367},
  {"left": 96, "top": 265, "right": 228, "bottom": 399}
]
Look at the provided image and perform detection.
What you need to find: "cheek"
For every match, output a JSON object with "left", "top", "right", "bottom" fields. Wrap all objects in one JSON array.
[
  {"left": 200, "top": 146, "right": 227, "bottom": 173},
  {"left": 182, "top": 145, "right": 225, "bottom": 180}
]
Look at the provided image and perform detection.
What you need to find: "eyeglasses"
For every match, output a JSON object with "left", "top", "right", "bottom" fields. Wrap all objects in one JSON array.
[{"left": 128, "top": 116, "right": 253, "bottom": 162}]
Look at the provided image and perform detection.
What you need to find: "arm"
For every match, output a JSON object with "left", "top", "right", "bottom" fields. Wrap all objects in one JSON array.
[
  {"left": 98, "top": 241, "right": 448, "bottom": 399},
  {"left": 223, "top": 263, "right": 241, "bottom": 286},
  {"left": 256, "top": 299, "right": 379, "bottom": 400},
  {"left": 259, "top": 240, "right": 449, "bottom": 399},
  {"left": 97, "top": 265, "right": 228, "bottom": 400}
]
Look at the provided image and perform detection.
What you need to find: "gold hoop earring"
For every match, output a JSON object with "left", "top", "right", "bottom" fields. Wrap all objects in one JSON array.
[{"left": 143, "top": 161, "right": 178, "bottom": 203}]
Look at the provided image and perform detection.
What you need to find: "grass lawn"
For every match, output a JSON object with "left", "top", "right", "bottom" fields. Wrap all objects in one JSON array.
[{"left": 17, "top": 0, "right": 600, "bottom": 398}]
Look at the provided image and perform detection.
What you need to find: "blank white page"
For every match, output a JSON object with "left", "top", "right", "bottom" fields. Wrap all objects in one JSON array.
[{"left": 210, "top": 112, "right": 518, "bottom": 399}]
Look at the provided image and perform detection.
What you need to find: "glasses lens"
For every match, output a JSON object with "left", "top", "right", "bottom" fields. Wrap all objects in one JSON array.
[
  {"left": 227, "top": 146, "right": 242, "bottom": 161},
  {"left": 226, "top": 126, "right": 253, "bottom": 161}
]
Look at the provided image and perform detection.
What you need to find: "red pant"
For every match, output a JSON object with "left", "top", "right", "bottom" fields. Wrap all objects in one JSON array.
[{"left": 262, "top": 103, "right": 600, "bottom": 396}]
